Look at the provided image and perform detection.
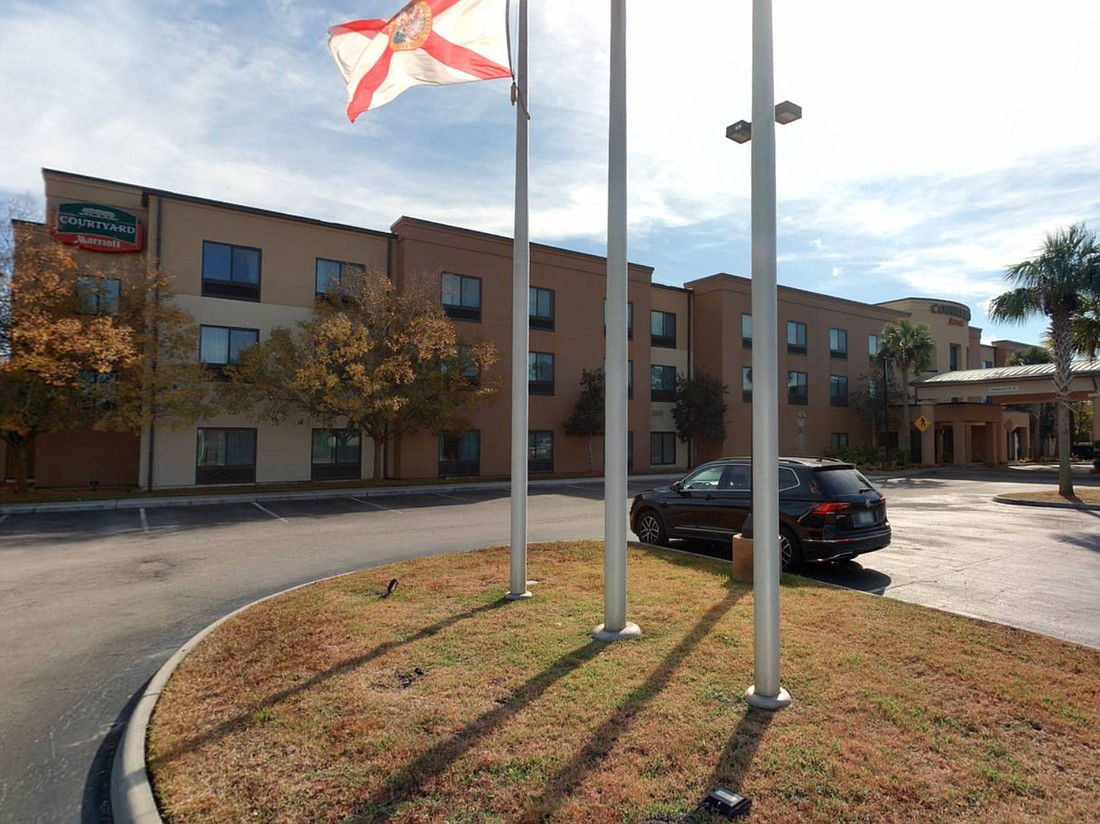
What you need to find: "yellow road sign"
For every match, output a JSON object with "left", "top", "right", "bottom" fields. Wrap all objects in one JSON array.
[{"left": 914, "top": 415, "right": 931, "bottom": 432}]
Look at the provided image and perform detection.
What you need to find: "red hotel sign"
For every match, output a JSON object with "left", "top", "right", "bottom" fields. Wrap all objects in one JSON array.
[{"left": 49, "top": 202, "right": 143, "bottom": 253}]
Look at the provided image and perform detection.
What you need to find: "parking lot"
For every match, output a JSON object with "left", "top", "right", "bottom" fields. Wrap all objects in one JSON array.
[{"left": 1, "top": 469, "right": 1099, "bottom": 823}]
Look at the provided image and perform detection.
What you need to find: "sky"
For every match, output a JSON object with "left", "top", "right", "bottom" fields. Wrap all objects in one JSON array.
[{"left": 2, "top": 0, "right": 1098, "bottom": 348}]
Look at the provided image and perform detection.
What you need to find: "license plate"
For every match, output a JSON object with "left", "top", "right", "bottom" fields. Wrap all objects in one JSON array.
[{"left": 852, "top": 509, "right": 875, "bottom": 527}]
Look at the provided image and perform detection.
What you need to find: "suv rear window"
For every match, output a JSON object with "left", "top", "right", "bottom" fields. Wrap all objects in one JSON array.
[{"left": 815, "top": 467, "right": 875, "bottom": 495}]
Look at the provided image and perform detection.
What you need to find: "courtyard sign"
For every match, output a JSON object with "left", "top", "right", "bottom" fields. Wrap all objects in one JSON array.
[
  {"left": 929, "top": 303, "right": 971, "bottom": 321},
  {"left": 50, "top": 202, "right": 143, "bottom": 253}
]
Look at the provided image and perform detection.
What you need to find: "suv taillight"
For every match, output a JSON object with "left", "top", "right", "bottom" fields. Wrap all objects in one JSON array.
[{"left": 811, "top": 502, "right": 850, "bottom": 515}]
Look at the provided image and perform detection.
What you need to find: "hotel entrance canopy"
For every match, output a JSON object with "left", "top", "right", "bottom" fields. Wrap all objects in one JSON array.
[{"left": 911, "top": 361, "right": 1100, "bottom": 405}]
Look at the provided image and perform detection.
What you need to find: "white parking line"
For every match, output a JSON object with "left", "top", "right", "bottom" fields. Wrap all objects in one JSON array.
[
  {"left": 252, "top": 502, "right": 288, "bottom": 523},
  {"left": 139, "top": 508, "right": 149, "bottom": 533},
  {"left": 349, "top": 497, "right": 402, "bottom": 513},
  {"left": 430, "top": 492, "right": 470, "bottom": 502}
]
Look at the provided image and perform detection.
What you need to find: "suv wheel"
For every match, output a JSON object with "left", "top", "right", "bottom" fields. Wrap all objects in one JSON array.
[
  {"left": 635, "top": 509, "right": 668, "bottom": 546},
  {"left": 779, "top": 525, "right": 803, "bottom": 573}
]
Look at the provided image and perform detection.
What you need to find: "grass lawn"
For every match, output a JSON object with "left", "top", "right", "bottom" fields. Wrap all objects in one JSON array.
[
  {"left": 147, "top": 542, "right": 1100, "bottom": 823},
  {"left": 999, "top": 488, "right": 1100, "bottom": 506}
]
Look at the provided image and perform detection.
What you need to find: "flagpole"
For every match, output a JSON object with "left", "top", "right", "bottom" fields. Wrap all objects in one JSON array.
[
  {"left": 594, "top": 0, "right": 640, "bottom": 642},
  {"left": 745, "top": 0, "right": 790, "bottom": 709},
  {"left": 506, "top": 0, "right": 532, "bottom": 601}
]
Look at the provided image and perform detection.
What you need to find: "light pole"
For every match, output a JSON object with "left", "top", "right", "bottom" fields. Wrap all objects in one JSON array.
[
  {"left": 881, "top": 355, "right": 892, "bottom": 465},
  {"left": 725, "top": 0, "right": 800, "bottom": 711}
]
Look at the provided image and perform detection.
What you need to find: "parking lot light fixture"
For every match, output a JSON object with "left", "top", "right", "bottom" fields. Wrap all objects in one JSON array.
[
  {"left": 726, "top": 120, "right": 752, "bottom": 143},
  {"left": 725, "top": 102, "right": 801, "bottom": 145},
  {"left": 774, "top": 99, "right": 802, "bottom": 124}
]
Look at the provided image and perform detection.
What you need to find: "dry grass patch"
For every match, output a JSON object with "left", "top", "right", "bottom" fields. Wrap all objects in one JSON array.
[
  {"left": 999, "top": 488, "right": 1100, "bottom": 506},
  {"left": 147, "top": 542, "right": 1100, "bottom": 823}
]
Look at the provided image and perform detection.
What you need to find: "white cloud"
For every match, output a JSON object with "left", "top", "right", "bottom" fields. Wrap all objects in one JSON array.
[{"left": 0, "top": 0, "right": 1097, "bottom": 351}]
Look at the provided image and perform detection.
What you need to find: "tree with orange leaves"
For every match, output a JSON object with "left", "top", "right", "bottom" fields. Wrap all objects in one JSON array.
[
  {"left": 221, "top": 268, "right": 500, "bottom": 480},
  {"left": 1, "top": 219, "right": 210, "bottom": 490}
]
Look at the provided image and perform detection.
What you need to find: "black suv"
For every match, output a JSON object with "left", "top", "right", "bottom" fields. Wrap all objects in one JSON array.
[{"left": 630, "top": 457, "right": 890, "bottom": 572}]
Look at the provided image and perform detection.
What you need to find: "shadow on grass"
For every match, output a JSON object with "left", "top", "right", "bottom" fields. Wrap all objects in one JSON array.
[
  {"left": 515, "top": 587, "right": 747, "bottom": 823},
  {"left": 348, "top": 640, "right": 607, "bottom": 821},
  {"left": 708, "top": 707, "right": 775, "bottom": 796},
  {"left": 148, "top": 596, "right": 513, "bottom": 769}
]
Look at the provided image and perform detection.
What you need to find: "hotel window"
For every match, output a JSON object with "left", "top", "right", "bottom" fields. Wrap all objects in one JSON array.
[
  {"left": 651, "top": 310, "right": 677, "bottom": 348},
  {"left": 869, "top": 334, "right": 882, "bottom": 359},
  {"left": 311, "top": 429, "right": 361, "bottom": 481},
  {"left": 829, "top": 328, "right": 848, "bottom": 359},
  {"left": 439, "top": 430, "right": 480, "bottom": 477},
  {"left": 831, "top": 432, "right": 849, "bottom": 452},
  {"left": 609, "top": 358, "right": 634, "bottom": 399},
  {"left": 441, "top": 272, "right": 481, "bottom": 321},
  {"left": 315, "top": 258, "right": 365, "bottom": 295},
  {"left": 742, "top": 313, "right": 752, "bottom": 348},
  {"left": 651, "top": 364, "right": 677, "bottom": 403},
  {"left": 529, "top": 286, "right": 555, "bottom": 331},
  {"left": 528, "top": 430, "right": 553, "bottom": 473},
  {"left": 788, "top": 371, "right": 808, "bottom": 405},
  {"left": 742, "top": 366, "right": 752, "bottom": 402},
  {"left": 949, "top": 344, "right": 960, "bottom": 372},
  {"left": 196, "top": 428, "right": 257, "bottom": 485},
  {"left": 529, "top": 351, "right": 555, "bottom": 395},
  {"left": 76, "top": 276, "right": 121, "bottom": 316},
  {"left": 603, "top": 300, "right": 634, "bottom": 339},
  {"left": 79, "top": 371, "right": 117, "bottom": 410},
  {"left": 202, "top": 241, "right": 261, "bottom": 301},
  {"left": 787, "top": 321, "right": 807, "bottom": 354},
  {"left": 830, "top": 375, "right": 849, "bottom": 407},
  {"left": 443, "top": 343, "right": 480, "bottom": 388},
  {"left": 651, "top": 432, "right": 677, "bottom": 466},
  {"left": 200, "top": 326, "right": 259, "bottom": 375}
]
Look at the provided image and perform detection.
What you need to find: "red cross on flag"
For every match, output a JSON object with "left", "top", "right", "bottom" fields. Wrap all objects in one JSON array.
[{"left": 328, "top": 0, "right": 512, "bottom": 121}]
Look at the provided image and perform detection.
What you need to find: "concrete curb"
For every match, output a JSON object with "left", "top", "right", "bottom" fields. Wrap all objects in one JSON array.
[
  {"left": 110, "top": 572, "right": 354, "bottom": 824},
  {"left": 1, "top": 475, "right": 682, "bottom": 516},
  {"left": 993, "top": 495, "right": 1100, "bottom": 511}
]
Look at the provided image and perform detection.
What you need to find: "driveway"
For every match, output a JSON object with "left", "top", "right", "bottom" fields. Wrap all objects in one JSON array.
[{"left": 1, "top": 470, "right": 1098, "bottom": 823}]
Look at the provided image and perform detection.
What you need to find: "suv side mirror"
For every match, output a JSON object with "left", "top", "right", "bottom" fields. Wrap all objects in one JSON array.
[{"left": 670, "top": 481, "right": 684, "bottom": 494}]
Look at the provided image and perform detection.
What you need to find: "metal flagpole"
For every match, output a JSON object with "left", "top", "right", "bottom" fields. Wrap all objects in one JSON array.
[
  {"left": 594, "top": 0, "right": 640, "bottom": 642},
  {"left": 745, "top": 0, "right": 790, "bottom": 709},
  {"left": 506, "top": 0, "right": 532, "bottom": 601}
]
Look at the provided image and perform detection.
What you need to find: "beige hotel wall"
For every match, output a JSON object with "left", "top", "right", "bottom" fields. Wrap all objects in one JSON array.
[
  {"left": 391, "top": 219, "right": 689, "bottom": 477},
  {"left": 154, "top": 196, "right": 390, "bottom": 305},
  {"left": 146, "top": 419, "right": 374, "bottom": 489},
  {"left": 689, "top": 274, "right": 907, "bottom": 459}
]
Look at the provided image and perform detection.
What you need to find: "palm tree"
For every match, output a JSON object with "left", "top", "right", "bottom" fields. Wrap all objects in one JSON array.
[
  {"left": 878, "top": 318, "right": 935, "bottom": 463},
  {"left": 990, "top": 223, "right": 1100, "bottom": 497},
  {"left": 1007, "top": 345, "right": 1051, "bottom": 461},
  {"left": 1070, "top": 294, "right": 1100, "bottom": 358}
]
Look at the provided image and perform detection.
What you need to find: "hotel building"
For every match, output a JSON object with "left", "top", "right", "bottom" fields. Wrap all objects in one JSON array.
[{"left": 7, "top": 169, "right": 1063, "bottom": 489}]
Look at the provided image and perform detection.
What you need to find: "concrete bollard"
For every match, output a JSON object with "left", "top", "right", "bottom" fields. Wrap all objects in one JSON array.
[{"left": 731, "top": 534, "right": 753, "bottom": 582}]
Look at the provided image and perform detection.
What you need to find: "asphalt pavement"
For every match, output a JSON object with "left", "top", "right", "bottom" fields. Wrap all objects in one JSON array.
[{"left": 1, "top": 465, "right": 1098, "bottom": 823}]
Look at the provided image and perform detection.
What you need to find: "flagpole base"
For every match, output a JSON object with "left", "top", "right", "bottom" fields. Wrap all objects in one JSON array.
[
  {"left": 744, "top": 685, "right": 792, "bottom": 711},
  {"left": 505, "top": 590, "right": 533, "bottom": 601},
  {"left": 592, "top": 622, "right": 642, "bottom": 642}
]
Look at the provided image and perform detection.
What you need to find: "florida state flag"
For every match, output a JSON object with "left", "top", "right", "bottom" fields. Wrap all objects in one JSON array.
[{"left": 328, "top": 0, "right": 512, "bottom": 121}]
